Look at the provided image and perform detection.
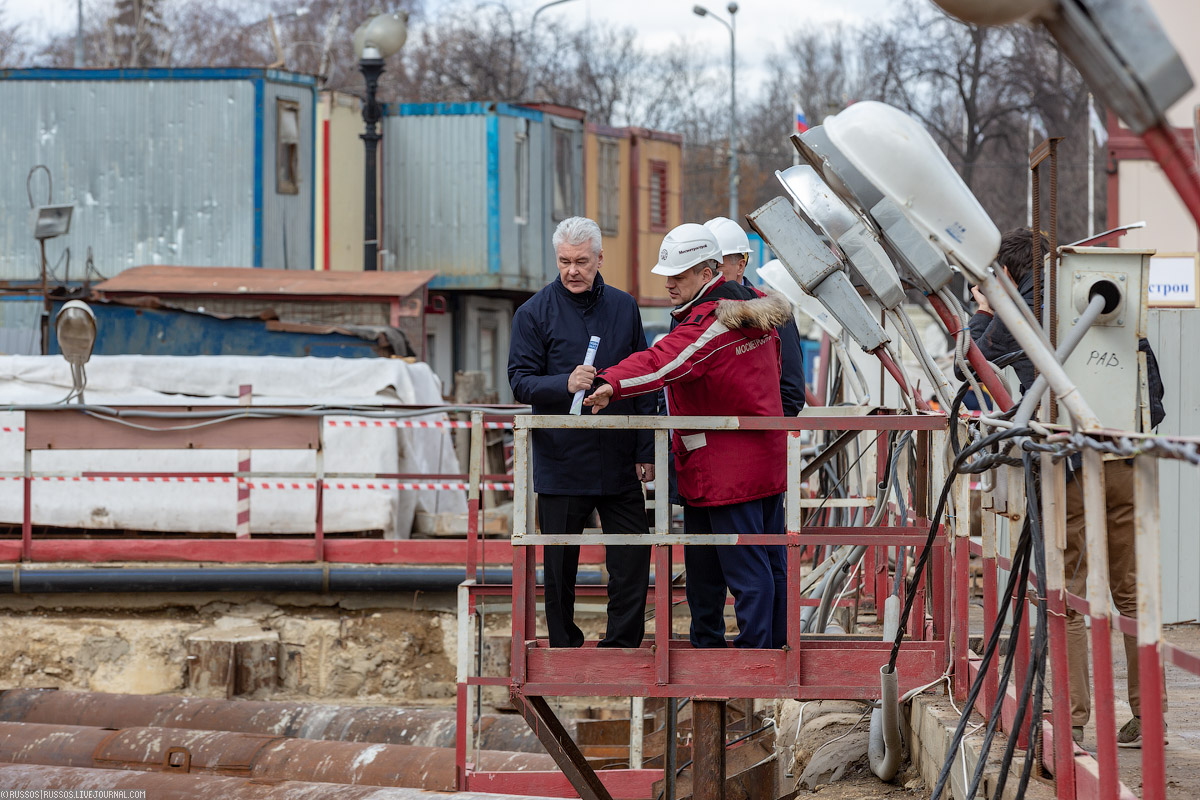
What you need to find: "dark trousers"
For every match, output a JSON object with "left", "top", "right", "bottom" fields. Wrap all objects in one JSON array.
[
  {"left": 537, "top": 485, "right": 651, "bottom": 648},
  {"left": 684, "top": 494, "right": 787, "bottom": 649}
]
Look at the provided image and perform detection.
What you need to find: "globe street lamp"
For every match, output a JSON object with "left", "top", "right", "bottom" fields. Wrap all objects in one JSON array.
[
  {"left": 693, "top": 2, "right": 739, "bottom": 221},
  {"left": 354, "top": 8, "right": 409, "bottom": 271}
]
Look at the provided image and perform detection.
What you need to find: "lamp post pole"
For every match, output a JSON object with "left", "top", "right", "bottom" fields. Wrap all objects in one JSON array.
[
  {"left": 728, "top": 5, "right": 737, "bottom": 221},
  {"left": 360, "top": 55, "right": 385, "bottom": 271},
  {"left": 694, "top": 3, "right": 739, "bottom": 220}
]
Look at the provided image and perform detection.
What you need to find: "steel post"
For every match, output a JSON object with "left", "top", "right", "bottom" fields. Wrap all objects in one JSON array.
[
  {"left": 1134, "top": 456, "right": 1165, "bottom": 800},
  {"left": 692, "top": 700, "right": 727, "bottom": 800},
  {"left": 1042, "top": 454, "right": 1076, "bottom": 799},
  {"left": 981, "top": 508, "right": 999, "bottom": 710},
  {"left": 1081, "top": 449, "right": 1118, "bottom": 798},
  {"left": 630, "top": 697, "right": 645, "bottom": 769},
  {"left": 665, "top": 699, "right": 677, "bottom": 800}
]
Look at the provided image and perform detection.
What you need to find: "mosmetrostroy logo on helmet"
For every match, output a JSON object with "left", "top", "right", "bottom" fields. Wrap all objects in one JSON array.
[
  {"left": 660, "top": 249, "right": 668, "bottom": 261},
  {"left": 677, "top": 244, "right": 708, "bottom": 255}
]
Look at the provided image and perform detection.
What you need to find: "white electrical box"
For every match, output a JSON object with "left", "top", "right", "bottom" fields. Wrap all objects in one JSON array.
[{"left": 1054, "top": 246, "right": 1152, "bottom": 431}]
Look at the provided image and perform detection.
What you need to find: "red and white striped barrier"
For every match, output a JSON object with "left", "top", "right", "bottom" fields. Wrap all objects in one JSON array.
[{"left": 0, "top": 476, "right": 512, "bottom": 491}]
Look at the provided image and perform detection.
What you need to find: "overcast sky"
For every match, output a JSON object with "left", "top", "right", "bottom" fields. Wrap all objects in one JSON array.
[{"left": 4, "top": 0, "right": 897, "bottom": 94}]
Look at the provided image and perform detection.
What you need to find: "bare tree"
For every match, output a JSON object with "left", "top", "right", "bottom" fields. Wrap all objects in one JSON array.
[{"left": 0, "top": 10, "right": 29, "bottom": 68}]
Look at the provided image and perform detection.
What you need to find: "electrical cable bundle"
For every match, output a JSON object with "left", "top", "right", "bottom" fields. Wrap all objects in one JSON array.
[{"left": 881, "top": 371, "right": 1049, "bottom": 800}]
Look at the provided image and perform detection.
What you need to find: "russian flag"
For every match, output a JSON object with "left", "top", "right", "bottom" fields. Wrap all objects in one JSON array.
[{"left": 795, "top": 105, "right": 808, "bottom": 134}]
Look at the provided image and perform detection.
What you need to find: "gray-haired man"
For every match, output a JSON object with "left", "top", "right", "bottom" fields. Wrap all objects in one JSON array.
[{"left": 507, "top": 217, "right": 656, "bottom": 647}]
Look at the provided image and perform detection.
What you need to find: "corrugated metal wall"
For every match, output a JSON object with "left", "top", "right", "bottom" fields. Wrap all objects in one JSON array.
[
  {"left": 262, "top": 79, "right": 315, "bottom": 270},
  {"left": 1147, "top": 309, "right": 1200, "bottom": 623},
  {"left": 0, "top": 79, "right": 256, "bottom": 279},
  {"left": 382, "top": 113, "right": 488, "bottom": 279}
]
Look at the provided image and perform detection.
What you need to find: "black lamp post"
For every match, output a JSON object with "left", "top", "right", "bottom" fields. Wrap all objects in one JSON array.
[
  {"left": 354, "top": 9, "right": 409, "bottom": 271},
  {"left": 359, "top": 54, "right": 385, "bottom": 272}
]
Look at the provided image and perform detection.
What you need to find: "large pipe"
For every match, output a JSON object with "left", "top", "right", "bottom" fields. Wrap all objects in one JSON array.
[
  {"left": 0, "top": 721, "right": 554, "bottom": 789},
  {"left": 0, "top": 762, "right": 562, "bottom": 800},
  {"left": 869, "top": 595, "right": 903, "bottom": 781},
  {"left": 0, "top": 690, "right": 565, "bottom": 753},
  {"left": 0, "top": 566, "right": 602, "bottom": 594}
]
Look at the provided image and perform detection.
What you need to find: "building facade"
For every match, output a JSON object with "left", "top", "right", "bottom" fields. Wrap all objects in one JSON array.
[{"left": 0, "top": 68, "right": 317, "bottom": 277}]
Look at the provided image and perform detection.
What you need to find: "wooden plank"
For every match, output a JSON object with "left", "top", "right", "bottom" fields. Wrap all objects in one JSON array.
[{"left": 24, "top": 409, "right": 320, "bottom": 451}]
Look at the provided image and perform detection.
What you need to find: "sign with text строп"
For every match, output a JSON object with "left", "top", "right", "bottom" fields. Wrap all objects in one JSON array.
[{"left": 1147, "top": 253, "right": 1199, "bottom": 308}]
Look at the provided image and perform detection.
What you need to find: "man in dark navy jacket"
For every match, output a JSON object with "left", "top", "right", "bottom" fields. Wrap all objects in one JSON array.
[{"left": 508, "top": 216, "right": 655, "bottom": 648}]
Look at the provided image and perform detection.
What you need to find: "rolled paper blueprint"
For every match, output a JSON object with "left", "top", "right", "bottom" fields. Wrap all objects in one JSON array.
[{"left": 569, "top": 336, "right": 601, "bottom": 415}]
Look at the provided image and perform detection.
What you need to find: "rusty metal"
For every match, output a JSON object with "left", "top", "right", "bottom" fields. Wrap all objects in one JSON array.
[
  {"left": 95, "top": 265, "right": 437, "bottom": 301},
  {"left": 691, "top": 700, "right": 726, "bottom": 800},
  {"left": 0, "top": 721, "right": 555, "bottom": 789},
  {"left": 0, "top": 690, "right": 556, "bottom": 753},
  {"left": 0, "top": 762, "right": 557, "bottom": 800},
  {"left": 512, "top": 692, "right": 613, "bottom": 800}
]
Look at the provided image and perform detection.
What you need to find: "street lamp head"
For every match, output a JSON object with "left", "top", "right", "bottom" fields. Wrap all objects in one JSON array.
[
  {"left": 693, "top": 5, "right": 709, "bottom": 17},
  {"left": 56, "top": 300, "right": 96, "bottom": 366},
  {"left": 727, "top": 2, "right": 738, "bottom": 14},
  {"left": 353, "top": 10, "right": 409, "bottom": 62}
]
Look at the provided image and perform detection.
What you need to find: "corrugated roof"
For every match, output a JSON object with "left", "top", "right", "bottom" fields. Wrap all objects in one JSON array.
[{"left": 95, "top": 266, "right": 436, "bottom": 300}]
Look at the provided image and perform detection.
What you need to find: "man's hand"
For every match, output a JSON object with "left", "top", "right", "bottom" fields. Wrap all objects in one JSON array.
[
  {"left": 567, "top": 364, "right": 597, "bottom": 393},
  {"left": 583, "top": 382, "right": 613, "bottom": 412},
  {"left": 636, "top": 463, "right": 655, "bottom": 483},
  {"left": 971, "top": 285, "right": 992, "bottom": 316}
]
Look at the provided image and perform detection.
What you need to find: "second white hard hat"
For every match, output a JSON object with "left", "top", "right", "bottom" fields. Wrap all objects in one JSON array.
[
  {"left": 703, "top": 216, "right": 751, "bottom": 257},
  {"left": 652, "top": 223, "right": 723, "bottom": 277}
]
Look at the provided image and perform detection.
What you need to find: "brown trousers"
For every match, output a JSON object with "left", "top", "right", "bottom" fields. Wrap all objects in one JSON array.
[{"left": 1063, "top": 458, "right": 1167, "bottom": 726}]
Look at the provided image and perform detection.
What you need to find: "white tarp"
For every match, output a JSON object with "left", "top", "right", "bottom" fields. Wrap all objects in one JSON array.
[{"left": 0, "top": 355, "right": 466, "bottom": 537}]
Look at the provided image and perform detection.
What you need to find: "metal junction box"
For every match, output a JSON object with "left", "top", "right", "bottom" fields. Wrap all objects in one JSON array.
[{"left": 1055, "top": 246, "right": 1153, "bottom": 431}]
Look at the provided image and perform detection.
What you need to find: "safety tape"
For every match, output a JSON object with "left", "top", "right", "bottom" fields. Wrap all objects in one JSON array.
[
  {"left": 327, "top": 420, "right": 513, "bottom": 430},
  {"left": 0, "top": 476, "right": 512, "bottom": 491},
  {"left": 0, "top": 428, "right": 24, "bottom": 433}
]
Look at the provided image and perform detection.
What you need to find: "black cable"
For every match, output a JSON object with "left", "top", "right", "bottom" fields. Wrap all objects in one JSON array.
[
  {"left": 994, "top": 453, "right": 1050, "bottom": 800},
  {"left": 887, "top": 421, "right": 1030, "bottom": 673},
  {"left": 929, "top": 515, "right": 1034, "bottom": 800}
]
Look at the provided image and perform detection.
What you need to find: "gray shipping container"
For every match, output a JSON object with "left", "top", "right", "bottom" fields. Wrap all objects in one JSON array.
[
  {"left": 381, "top": 101, "right": 584, "bottom": 293},
  {"left": 0, "top": 68, "right": 316, "bottom": 279}
]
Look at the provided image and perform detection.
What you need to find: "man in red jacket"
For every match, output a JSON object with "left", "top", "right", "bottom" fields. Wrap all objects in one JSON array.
[{"left": 585, "top": 223, "right": 792, "bottom": 649}]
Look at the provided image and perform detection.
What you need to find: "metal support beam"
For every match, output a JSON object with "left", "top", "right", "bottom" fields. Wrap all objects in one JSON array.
[
  {"left": 511, "top": 693, "right": 613, "bottom": 800},
  {"left": 692, "top": 699, "right": 727, "bottom": 800}
]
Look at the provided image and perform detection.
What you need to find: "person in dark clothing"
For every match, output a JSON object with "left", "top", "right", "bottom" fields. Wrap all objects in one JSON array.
[
  {"left": 968, "top": 227, "right": 1167, "bottom": 748},
  {"left": 507, "top": 216, "right": 655, "bottom": 649}
]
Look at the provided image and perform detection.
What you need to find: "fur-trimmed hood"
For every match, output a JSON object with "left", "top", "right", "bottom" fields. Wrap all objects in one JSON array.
[{"left": 714, "top": 290, "right": 794, "bottom": 331}]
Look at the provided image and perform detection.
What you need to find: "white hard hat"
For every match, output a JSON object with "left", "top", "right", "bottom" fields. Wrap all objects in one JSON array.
[
  {"left": 703, "top": 217, "right": 751, "bottom": 257},
  {"left": 652, "top": 224, "right": 722, "bottom": 277}
]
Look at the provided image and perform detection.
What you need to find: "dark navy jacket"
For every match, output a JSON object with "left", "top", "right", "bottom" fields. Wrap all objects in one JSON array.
[{"left": 509, "top": 273, "right": 655, "bottom": 496}]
